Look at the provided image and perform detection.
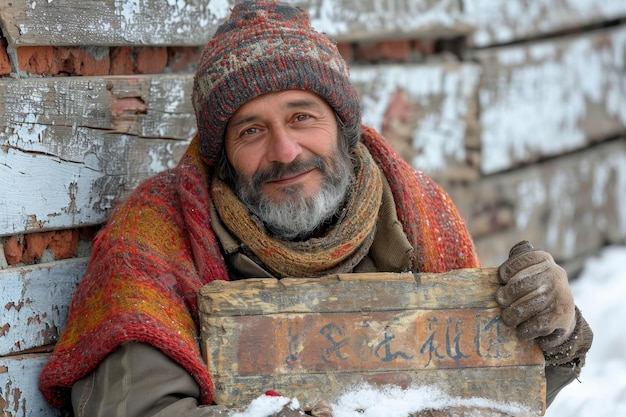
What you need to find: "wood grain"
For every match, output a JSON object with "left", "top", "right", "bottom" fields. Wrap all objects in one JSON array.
[{"left": 200, "top": 268, "right": 546, "bottom": 415}]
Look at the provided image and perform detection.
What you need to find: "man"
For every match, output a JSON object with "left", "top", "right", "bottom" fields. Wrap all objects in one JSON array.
[{"left": 39, "top": 1, "right": 593, "bottom": 416}]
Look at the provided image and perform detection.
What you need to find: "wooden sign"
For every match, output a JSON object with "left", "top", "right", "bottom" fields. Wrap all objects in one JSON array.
[{"left": 199, "top": 267, "right": 546, "bottom": 415}]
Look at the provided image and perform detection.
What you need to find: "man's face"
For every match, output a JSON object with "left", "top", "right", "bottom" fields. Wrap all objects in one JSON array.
[{"left": 224, "top": 90, "right": 353, "bottom": 239}]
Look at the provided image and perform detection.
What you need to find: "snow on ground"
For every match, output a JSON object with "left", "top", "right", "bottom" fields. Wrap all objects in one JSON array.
[
  {"left": 231, "top": 246, "right": 626, "bottom": 417},
  {"left": 544, "top": 245, "right": 626, "bottom": 417}
]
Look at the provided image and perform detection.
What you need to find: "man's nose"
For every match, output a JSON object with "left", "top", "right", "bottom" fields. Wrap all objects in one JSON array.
[{"left": 267, "top": 126, "right": 301, "bottom": 163}]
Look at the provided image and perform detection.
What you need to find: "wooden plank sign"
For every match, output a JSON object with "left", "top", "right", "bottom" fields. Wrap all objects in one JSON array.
[{"left": 199, "top": 267, "right": 546, "bottom": 416}]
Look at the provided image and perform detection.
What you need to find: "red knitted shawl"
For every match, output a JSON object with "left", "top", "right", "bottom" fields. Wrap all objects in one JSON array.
[{"left": 39, "top": 126, "right": 480, "bottom": 408}]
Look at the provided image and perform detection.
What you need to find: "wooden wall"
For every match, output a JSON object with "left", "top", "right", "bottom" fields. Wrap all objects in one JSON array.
[{"left": 1, "top": 0, "right": 625, "bottom": 415}]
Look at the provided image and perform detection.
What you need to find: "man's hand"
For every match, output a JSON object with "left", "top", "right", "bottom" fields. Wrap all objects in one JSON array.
[{"left": 497, "top": 241, "right": 576, "bottom": 350}]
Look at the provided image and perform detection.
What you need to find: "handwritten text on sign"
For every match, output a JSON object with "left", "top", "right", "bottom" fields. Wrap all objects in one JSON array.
[{"left": 235, "top": 308, "right": 542, "bottom": 375}]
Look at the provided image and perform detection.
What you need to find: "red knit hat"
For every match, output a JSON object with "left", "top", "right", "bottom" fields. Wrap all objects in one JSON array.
[{"left": 192, "top": 0, "right": 362, "bottom": 166}]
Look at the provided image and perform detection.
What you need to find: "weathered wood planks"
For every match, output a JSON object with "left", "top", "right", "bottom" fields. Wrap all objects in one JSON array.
[
  {"left": 350, "top": 62, "right": 482, "bottom": 183},
  {"left": 466, "top": 0, "right": 626, "bottom": 47},
  {"left": 4, "top": 0, "right": 625, "bottom": 49},
  {"left": 0, "top": 0, "right": 232, "bottom": 47},
  {"left": 0, "top": 62, "right": 486, "bottom": 235},
  {"left": 0, "top": 258, "right": 87, "bottom": 355},
  {"left": 449, "top": 138, "right": 626, "bottom": 268},
  {"left": 474, "top": 25, "right": 626, "bottom": 175},
  {"left": 199, "top": 268, "right": 546, "bottom": 415},
  {"left": 0, "top": 75, "right": 192, "bottom": 236},
  {"left": 0, "top": 353, "right": 62, "bottom": 417},
  {"left": 292, "top": 0, "right": 474, "bottom": 41},
  {"left": 0, "top": 0, "right": 473, "bottom": 48}
]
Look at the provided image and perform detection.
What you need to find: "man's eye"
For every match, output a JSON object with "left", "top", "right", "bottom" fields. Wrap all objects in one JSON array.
[
  {"left": 242, "top": 127, "right": 259, "bottom": 136},
  {"left": 295, "top": 114, "right": 310, "bottom": 122}
]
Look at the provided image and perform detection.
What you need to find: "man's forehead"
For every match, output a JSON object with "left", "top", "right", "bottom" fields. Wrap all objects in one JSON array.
[{"left": 229, "top": 90, "right": 330, "bottom": 124}]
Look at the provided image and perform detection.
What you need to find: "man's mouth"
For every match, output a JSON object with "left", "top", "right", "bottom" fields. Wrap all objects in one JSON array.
[{"left": 267, "top": 168, "right": 315, "bottom": 186}]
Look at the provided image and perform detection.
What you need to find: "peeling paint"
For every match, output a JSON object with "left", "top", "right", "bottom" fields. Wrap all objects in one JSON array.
[
  {"left": 515, "top": 178, "right": 547, "bottom": 231},
  {"left": 299, "top": 0, "right": 471, "bottom": 40},
  {"left": 1, "top": 76, "right": 193, "bottom": 235},
  {"left": 0, "top": 260, "right": 86, "bottom": 355},
  {"left": 114, "top": 0, "right": 219, "bottom": 44},
  {"left": 4, "top": 301, "right": 23, "bottom": 312},
  {"left": 148, "top": 143, "right": 177, "bottom": 173},
  {"left": 466, "top": 0, "right": 626, "bottom": 47},
  {"left": 0, "top": 355, "right": 58, "bottom": 416},
  {"left": 479, "top": 26, "right": 626, "bottom": 174},
  {"left": 506, "top": 141, "right": 626, "bottom": 259},
  {"left": 350, "top": 63, "right": 481, "bottom": 173}
]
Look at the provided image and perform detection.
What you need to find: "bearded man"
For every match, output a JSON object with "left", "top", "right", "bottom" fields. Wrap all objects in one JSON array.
[{"left": 39, "top": 1, "right": 593, "bottom": 416}]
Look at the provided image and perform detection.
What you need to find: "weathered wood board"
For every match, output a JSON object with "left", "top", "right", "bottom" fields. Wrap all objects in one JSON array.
[
  {"left": 0, "top": 0, "right": 473, "bottom": 49},
  {"left": 466, "top": 0, "right": 626, "bottom": 47},
  {"left": 350, "top": 62, "right": 482, "bottom": 183},
  {"left": 5, "top": 0, "right": 624, "bottom": 49},
  {"left": 199, "top": 268, "right": 546, "bottom": 415},
  {"left": 0, "top": 75, "right": 192, "bottom": 236},
  {"left": 0, "top": 63, "right": 487, "bottom": 235},
  {"left": 291, "top": 0, "right": 474, "bottom": 41},
  {"left": 0, "top": 75, "right": 195, "bottom": 142},
  {"left": 449, "top": 137, "right": 626, "bottom": 268},
  {"left": 474, "top": 25, "right": 626, "bottom": 175},
  {"left": 0, "top": 0, "right": 232, "bottom": 47},
  {"left": 0, "top": 353, "right": 63, "bottom": 417},
  {"left": 0, "top": 258, "right": 87, "bottom": 356}
]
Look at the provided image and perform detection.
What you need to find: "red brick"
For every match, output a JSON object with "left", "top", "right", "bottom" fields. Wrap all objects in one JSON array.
[
  {"left": 110, "top": 46, "right": 134, "bottom": 75},
  {"left": 3, "top": 236, "right": 24, "bottom": 265},
  {"left": 135, "top": 47, "right": 168, "bottom": 74},
  {"left": 110, "top": 46, "right": 168, "bottom": 75},
  {"left": 17, "top": 46, "right": 110, "bottom": 76},
  {"left": 336, "top": 42, "right": 353, "bottom": 63},
  {"left": 167, "top": 46, "right": 202, "bottom": 72},
  {"left": 22, "top": 231, "right": 54, "bottom": 264},
  {"left": 49, "top": 229, "right": 79, "bottom": 260},
  {"left": 356, "top": 40, "right": 411, "bottom": 62},
  {"left": 382, "top": 89, "right": 413, "bottom": 133},
  {"left": 110, "top": 96, "right": 146, "bottom": 117},
  {"left": 413, "top": 39, "right": 436, "bottom": 57},
  {"left": 55, "top": 47, "right": 110, "bottom": 76},
  {"left": 0, "top": 41, "right": 11, "bottom": 75},
  {"left": 17, "top": 46, "right": 55, "bottom": 75}
]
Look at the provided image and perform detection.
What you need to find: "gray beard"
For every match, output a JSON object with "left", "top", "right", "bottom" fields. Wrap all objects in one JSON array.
[{"left": 234, "top": 151, "right": 354, "bottom": 240}]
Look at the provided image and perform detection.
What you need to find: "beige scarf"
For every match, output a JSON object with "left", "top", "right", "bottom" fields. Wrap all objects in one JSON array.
[{"left": 211, "top": 143, "right": 383, "bottom": 277}]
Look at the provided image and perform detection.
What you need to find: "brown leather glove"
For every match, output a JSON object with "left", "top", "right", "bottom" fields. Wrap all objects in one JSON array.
[{"left": 497, "top": 241, "right": 576, "bottom": 350}]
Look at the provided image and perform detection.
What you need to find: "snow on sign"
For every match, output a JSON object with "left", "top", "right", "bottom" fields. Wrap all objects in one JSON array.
[{"left": 199, "top": 268, "right": 546, "bottom": 416}]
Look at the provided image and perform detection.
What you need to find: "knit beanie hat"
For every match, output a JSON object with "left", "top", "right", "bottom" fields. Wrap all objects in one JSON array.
[{"left": 192, "top": 0, "right": 362, "bottom": 166}]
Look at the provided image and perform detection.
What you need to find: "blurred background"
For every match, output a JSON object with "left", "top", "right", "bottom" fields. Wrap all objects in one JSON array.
[{"left": 1, "top": 0, "right": 624, "bottom": 415}]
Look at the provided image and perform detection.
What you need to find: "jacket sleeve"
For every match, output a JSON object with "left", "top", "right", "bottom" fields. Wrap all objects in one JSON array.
[
  {"left": 544, "top": 307, "right": 594, "bottom": 407},
  {"left": 71, "top": 342, "right": 230, "bottom": 417}
]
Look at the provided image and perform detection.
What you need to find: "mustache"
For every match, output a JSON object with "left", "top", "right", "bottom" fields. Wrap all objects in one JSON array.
[{"left": 251, "top": 156, "right": 327, "bottom": 188}]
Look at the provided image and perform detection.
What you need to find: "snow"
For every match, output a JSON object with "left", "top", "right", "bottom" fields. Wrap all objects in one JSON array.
[
  {"left": 233, "top": 385, "right": 534, "bottom": 417},
  {"left": 544, "top": 245, "right": 626, "bottom": 417},
  {"left": 231, "top": 395, "right": 301, "bottom": 417},
  {"left": 229, "top": 246, "right": 626, "bottom": 417},
  {"left": 328, "top": 385, "right": 533, "bottom": 417}
]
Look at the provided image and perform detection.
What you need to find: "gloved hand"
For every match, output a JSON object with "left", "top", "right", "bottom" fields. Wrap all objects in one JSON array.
[{"left": 497, "top": 241, "right": 576, "bottom": 350}]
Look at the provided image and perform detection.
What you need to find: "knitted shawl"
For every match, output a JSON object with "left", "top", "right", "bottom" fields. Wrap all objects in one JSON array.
[{"left": 39, "top": 125, "right": 480, "bottom": 408}]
